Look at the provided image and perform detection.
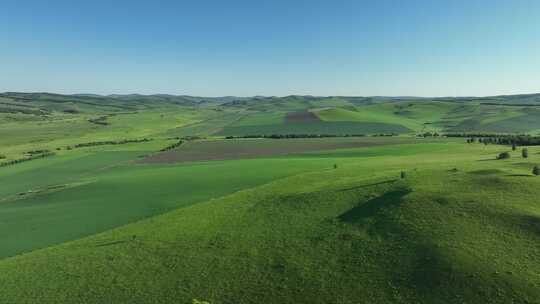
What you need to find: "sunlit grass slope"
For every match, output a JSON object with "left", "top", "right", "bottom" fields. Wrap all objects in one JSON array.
[
  {"left": 1, "top": 142, "right": 540, "bottom": 303},
  {"left": 0, "top": 142, "right": 350, "bottom": 258}
]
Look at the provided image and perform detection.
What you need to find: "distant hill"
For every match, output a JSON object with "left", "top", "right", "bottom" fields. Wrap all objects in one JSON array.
[{"left": 2, "top": 92, "right": 540, "bottom": 135}]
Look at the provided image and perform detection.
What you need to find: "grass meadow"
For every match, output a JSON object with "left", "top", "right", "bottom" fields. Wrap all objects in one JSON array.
[{"left": 2, "top": 93, "right": 540, "bottom": 303}]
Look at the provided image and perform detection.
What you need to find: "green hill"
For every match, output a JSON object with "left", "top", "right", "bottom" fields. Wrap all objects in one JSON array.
[
  {"left": 1, "top": 142, "right": 540, "bottom": 303},
  {"left": 3, "top": 92, "right": 540, "bottom": 303}
]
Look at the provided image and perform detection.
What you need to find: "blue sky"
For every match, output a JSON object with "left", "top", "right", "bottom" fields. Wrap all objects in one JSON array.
[{"left": 1, "top": 0, "right": 539, "bottom": 96}]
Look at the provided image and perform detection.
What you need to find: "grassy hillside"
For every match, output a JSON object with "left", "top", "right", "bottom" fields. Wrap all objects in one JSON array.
[
  {"left": 3, "top": 92, "right": 540, "bottom": 303},
  {"left": 0, "top": 136, "right": 422, "bottom": 258},
  {"left": 1, "top": 142, "right": 540, "bottom": 303}
]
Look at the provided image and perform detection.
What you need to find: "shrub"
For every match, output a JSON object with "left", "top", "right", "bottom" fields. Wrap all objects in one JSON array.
[
  {"left": 0, "top": 154, "right": 5, "bottom": 159},
  {"left": 512, "top": 143, "right": 517, "bottom": 151},
  {"left": 497, "top": 152, "right": 511, "bottom": 160},
  {"left": 400, "top": 171, "right": 406, "bottom": 179},
  {"left": 522, "top": 148, "right": 529, "bottom": 158},
  {"left": 333, "top": 164, "right": 337, "bottom": 169},
  {"left": 533, "top": 166, "right": 540, "bottom": 176}
]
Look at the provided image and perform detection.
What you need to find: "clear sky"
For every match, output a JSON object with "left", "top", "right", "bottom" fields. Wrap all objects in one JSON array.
[{"left": 1, "top": 0, "right": 539, "bottom": 97}]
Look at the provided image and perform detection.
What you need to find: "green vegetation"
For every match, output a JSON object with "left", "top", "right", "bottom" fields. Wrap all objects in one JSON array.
[
  {"left": 71, "top": 138, "right": 152, "bottom": 149},
  {"left": 453, "top": 134, "right": 540, "bottom": 146},
  {"left": 159, "top": 139, "right": 184, "bottom": 152},
  {"left": 1, "top": 141, "right": 540, "bottom": 303},
  {"left": 0, "top": 151, "right": 56, "bottom": 167},
  {"left": 216, "top": 121, "right": 411, "bottom": 136},
  {"left": 497, "top": 152, "right": 511, "bottom": 159},
  {"left": 2, "top": 92, "right": 540, "bottom": 303}
]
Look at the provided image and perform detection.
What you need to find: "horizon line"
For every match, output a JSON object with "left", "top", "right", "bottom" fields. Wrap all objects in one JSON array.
[{"left": 2, "top": 91, "right": 540, "bottom": 99}]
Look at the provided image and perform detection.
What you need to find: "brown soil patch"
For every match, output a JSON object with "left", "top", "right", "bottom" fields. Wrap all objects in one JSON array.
[
  {"left": 285, "top": 111, "right": 321, "bottom": 123},
  {"left": 140, "top": 137, "right": 415, "bottom": 164}
]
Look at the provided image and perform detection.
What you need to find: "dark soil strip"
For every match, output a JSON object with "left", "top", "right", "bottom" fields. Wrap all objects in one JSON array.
[
  {"left": 140, "top": 137, "right": 417, "bottom": 164},
  {"left": 285, "top": 111, "right": 321, "bottom": 123}
]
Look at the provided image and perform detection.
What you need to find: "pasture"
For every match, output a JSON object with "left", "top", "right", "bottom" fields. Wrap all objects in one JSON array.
[
  {"left": 1, "top": 139, "right": 540, "bottom": 303},
  {"left": 2, "top": 92, "right": 540, "bottom": 303}
]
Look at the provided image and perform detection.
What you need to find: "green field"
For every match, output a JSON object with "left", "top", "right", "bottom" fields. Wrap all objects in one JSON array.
[{"left": 2, "top": 92, "right": 540, "bottom": 303}]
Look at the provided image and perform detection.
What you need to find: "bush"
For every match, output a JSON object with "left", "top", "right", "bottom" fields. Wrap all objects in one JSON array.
[
  {"left": 497, "top": 152, "right": 511, "bottom": 160},
  {"left": 400, "top": 171, "right": 406, "bottom": 179},
  {"left": 533, "top": 165, "right": 540, "bottom": 176},
  {"left": 522, "top": 148, "right": 529, "bottom": 158},
  {"left": 0, "top": 154, "right": 5, "bottom": 159},
  {"left": 512, "top": 143, "right": 517, "bottom": 151}
]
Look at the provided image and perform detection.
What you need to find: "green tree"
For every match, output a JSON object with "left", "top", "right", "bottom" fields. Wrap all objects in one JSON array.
[
  {"left": 522, "top": 148, "right": 529, "bottom": 158},
  {"left": 400, "top": 171, "right": 406, "bottom": 179},
  {"left": 512, "top": 143, "right": 516, "bottom": 151},
  {"left": 533, "top": 165, "right": 540, "bottom": 176}
]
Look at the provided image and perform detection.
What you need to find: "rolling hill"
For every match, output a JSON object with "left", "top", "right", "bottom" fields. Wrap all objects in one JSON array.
[
  {"left": 1, "top": 141, "right": 540, "bottom": 303},
  {"left": 2, "top": 92, "right": 540, "bottom": 303}
]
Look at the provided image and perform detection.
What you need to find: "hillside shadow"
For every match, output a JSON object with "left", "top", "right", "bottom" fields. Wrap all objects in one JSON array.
[
  {"left": 339, "top": 179, "right": 397, "bottom": 192},
  {"left": 468, "top": 169, "right": 503, "bottom": 175},
  {"left": 496, "top": 213, "right": 540, "bottom": 238},
  {"left": 517, "top": 214, "right": 540, "bottom": 237},
  {"left": 338, "top": 188, "right": 411, "bottom": 223},
  {"left": 410, "top": 243, "right": 453, "bottom": 293}
]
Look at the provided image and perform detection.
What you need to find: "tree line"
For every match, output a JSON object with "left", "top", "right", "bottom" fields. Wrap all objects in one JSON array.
[
  {"left": 160, "top": 140, "right": 184, "bottom": 152},
  {"left": 416, "top": 131, "right": 441, "bottom": 137},
  {"left": 68, "top": 138, "right": 152, "bottom": 149},
  {"left": 444, "top": 133, "right": 540, "bottom": 146},
  {"left": 26, "top": 149, "right": 51, "bottom": 155},
  {"left": 0, "top": 152, "right": 55, "bottom": 168}
]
